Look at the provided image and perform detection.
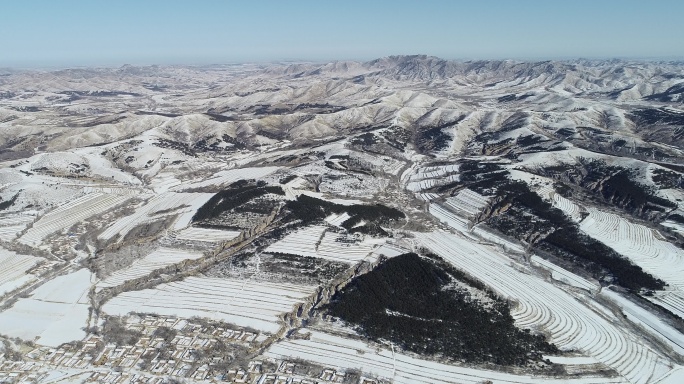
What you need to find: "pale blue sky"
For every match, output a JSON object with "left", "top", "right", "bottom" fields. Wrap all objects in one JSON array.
[{"left": 1, "top": 0, "right": 683, "bottom": 67}]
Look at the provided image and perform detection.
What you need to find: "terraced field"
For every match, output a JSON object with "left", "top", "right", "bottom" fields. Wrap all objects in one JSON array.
[
  {"left": 265, "top": 225, "right": 381, "bottom": 263},
  {"left": 18, "top": 192, "right": 131, "bottom": 247},
  {"left": 531, "top": 255, "right": 600, "bottom": 292},
  {"left": 324, "top": 212, "right": 351, "bottom": 227},
  {"left": 174, "top": 227, "right": 241, "bottom": 243},
  {"left": 404, "top": 164, "right": 460, "bottom": 192},
  {"left": 428, "top": 202, "right": 471, "bottom": 231},
  {"left": 174, "top": 166, "right": 281, "bottom": 191},
  {"left": 649, "top": 291, "right": 684, "bottom": 319},
  {"left": 96, "top": 247, "right": 204, "bottom": 289},
  {"left": 0, "top": 214, "right": 34, "bottom": 241},
  {"left": 265, "top": 329, "right": 630, "bottom": 384},
  {"left": 98, "top": 192, "right": 213, "bottom": 242},
  {"left": 580, "top": 208, "right": 684, "bottom": 289},
  {"left": 102, "top": 276, "right": 316, "bottom": 333},
  {"left": 551, "top": 193, "right": 583, "bottom": 222},
  {"left": 410, "top": 164, "right": 459, "bottom": 181},
  {"left": 443, "top": 188, "right": 490, "bottom": 217},
  {"left": 417, "top": 231, "right": 674, "bottom": 384},
  {"left": 0, "top": 248, "right": 41, "bottom": 296}
]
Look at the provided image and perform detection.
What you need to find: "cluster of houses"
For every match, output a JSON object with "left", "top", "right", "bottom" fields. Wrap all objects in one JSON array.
[{"left": 0, "top": 315, "right": 383, "bottom": 383}]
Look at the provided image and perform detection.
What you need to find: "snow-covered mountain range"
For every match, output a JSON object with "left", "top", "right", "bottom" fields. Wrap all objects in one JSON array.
[{"left": 1, "top": 56, "right": 684, "bottom": 383}]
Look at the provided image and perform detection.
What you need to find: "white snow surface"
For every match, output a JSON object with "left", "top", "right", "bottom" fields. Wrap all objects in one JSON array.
[
  {"left": 531, "top": 256, "right": 600, "bottom": 292},
  {"left": 601, "top": 289, "right": 684, "bottom": 356},
  {"left": 97, "top": 247, "right": 204, "bottom": 289},
  {"left": 18, "top": 192, "right": 131, "bottom": 247},
  {"left": 98, "top": 192, "right": 213, "bottom": 242},
  {"left": 580, "top": 208, "right": 684, "bottom": 289},
  {"left": 102, "top": 276, "right": 315, "bottom": 334},
  {"left": 265, "top": 225, "right": 382, "bottom": 264},
  {"left": 265, "top": 329, "right": 630, "bottom": 384},
  {"left": 0, "top": 269, "right": 92, "bottom": 347},
  {"left": 174, "top": 227, "right": 241, "bottom": 243},
  {"left": 173, "top": 166, "right": 280, "bottom": 191},
  {"left": 0, "top": 248, "right": 41, "bottom": 296}
]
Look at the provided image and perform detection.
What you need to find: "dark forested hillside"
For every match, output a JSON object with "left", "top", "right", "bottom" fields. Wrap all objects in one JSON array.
[{"left": 326, "top": 253, "right": 558, "bottom": 366}]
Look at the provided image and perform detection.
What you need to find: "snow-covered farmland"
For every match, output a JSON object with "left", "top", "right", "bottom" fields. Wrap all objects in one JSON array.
[
  {"left": 102, "top": 276, "right": 315, "bottom": 333},
  {"left": 0, "top": 269, "right": 91, "bottom": 347},
  {"left": 430, "top": 204, "right": 527, "bottom": 255},
  {"left": 407, "top": 175, "right": 459, "bottom": 192},
  {"left": 0, "top": 214, "right": 34, "bottom": 241},
  {"left": 410, "top": 164, "right": 459, "bottom": 181},
  {"left": 149, "top": 171, "right": 182, "bottom": 193},
  {"left": 174, "top": 227, "right": 241, "bottom": 243},
  {"left": 580, "top": 208, "right": 684, "bottom": 289},
  {"left": 443, "top": 188, "right": 490, "bottom": 217},
  {"left": 370, "top": 242, "right": 409, "bottom": 258},
  {"left": 265, "top": 225, "right": 381, "bottom": 263},
  {"left": 231, "top": 149, "right": 300, "bottom": 168},
  {"left": 661, "top": 219, "right": 684, "bottom": 235},
  {"left": 407, "top": 178, "right": 435, "bottom": 192},
  {"left": 531, "top": 255, "right": 600, "bottom": 292},
  {"left": 600, "top": 289, "right": 684, "bottom": 357},
  {"left": 471, "top": 224, "right": 526, "bottom": 253},
  {"left": 97, "top": 247, "right": 204, "bottom": 289},
  {"left": 657, "top": 367, "right": 684, "bottom": 384},
  {"left": 0, "top": 169, "right": 23, "bottom": 186},
  {"left": 429, "top": 203, "right": 471, "bottom": 231},
  {"left": 552, "top": 192, "right": 583, "bottom": 221},
  {"left": 316, "top": 231, "right": 383, "bottom": 263},
  {"left": 538, "top": 186, "right": 583, "bottom": 222},
  {"left": 266, "top": 225, "right": 325, "bottom": 257},
  {"left": 296, "top": 190, "right": 365, "bottom": 206},
  {"left": 648, "top": 291, "right": 684, "bottom": 320},
  {"left": 7, "top": 179, "right": 85, "bottom": 212},
  {"left": 98, "top": 192, "right": 213, "bottom": 242},
  {"left": 378, "top": 157, "right": 405, "bottom": 175},
  {"left": 81, "top": 185, "right": 142, "bottom": 195},
  {"left": 0, "top": 248, "right": 41, "bottom": 296},
  {"left": 417, "top": 231, "right": 673, "bottom": 384},
  {"left": 418, "top": 192, "right": 440, "bottom": 201},
  {"left": 265, "top": 329, "right": 629, "bottom": 384},
  {"left": 174, "top": 166, "right": 280, "bottom": 191},
  {"left": 324, "top": 212, "right": 351, "bottom": 227},
  {"left": 406, "top": 164, "right": 459, "bottom": 192},
  {"left": 17, "top": 192, "right": 131, "bottom": 247}
]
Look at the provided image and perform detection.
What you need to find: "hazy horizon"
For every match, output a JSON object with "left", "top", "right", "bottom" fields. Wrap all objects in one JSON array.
[
  {"left": 2, "top": 0, "right": 684, "bottom": 68},
  {"left": 5, "top": 55, "right": 684, "bottom": 72}
]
